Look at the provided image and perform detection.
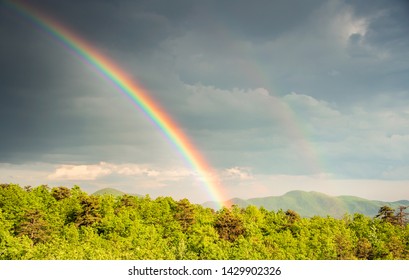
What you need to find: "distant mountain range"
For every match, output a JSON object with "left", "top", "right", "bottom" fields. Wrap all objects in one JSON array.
[
  {"left": 92, "top": 187, "right": 142, "bottom": 197},
  {"left": 92, "top": 188, "right": 409, "bottom": 218},
  {"left": 204, "top": 190, "right": 409, "bottom": 217},
  {"left": 93, "top": 188, "right": 126, "bottom": 196}
]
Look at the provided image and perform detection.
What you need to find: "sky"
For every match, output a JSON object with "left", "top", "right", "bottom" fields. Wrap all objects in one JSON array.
[{"left": 1, "top": 0, "right": 409, "bottom": 204}]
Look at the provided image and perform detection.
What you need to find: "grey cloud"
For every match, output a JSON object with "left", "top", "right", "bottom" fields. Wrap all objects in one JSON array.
[
  {"left": 1, "top": 0, "right": 409, "bottom": 185},
  {"left": 12, "top": 0, "right": 193, "bottom": 53},
  {"left": 165, "top": 0, "right": 409, "bottom": 104},
  {"left": 188, "top": 0, "right": 326, "bottom": 41}
]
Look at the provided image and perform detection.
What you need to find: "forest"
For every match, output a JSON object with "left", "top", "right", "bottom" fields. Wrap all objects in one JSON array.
[{"left": 0, "top": 183, "right": 408, "bottom": 260}]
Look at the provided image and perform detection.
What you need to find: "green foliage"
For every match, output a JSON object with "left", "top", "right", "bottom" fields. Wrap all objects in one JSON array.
[
  {"left": 175, "top": 198, "right": 195, "bottom": 232},
  {"left": 15, "top": 209, "right": 50, "bottom": 244},
  {"left": 0, "top": 184, "right": 408, "bottom": 260},
  {"left": 51, "top": 186, "right": 71, "bottom": 201},
  {"left": 376, "top": 206, "right": 395, "bottom": 223},
  {"left": 215, "top": 207, "right": 245, "bottom": 242},
  {"left": 74, "top": 195, "right": 102, "bottom": 227}
]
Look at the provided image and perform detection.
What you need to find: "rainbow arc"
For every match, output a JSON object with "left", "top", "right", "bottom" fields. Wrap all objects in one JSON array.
[{"left": 7, "top": 0, "right": 227, "bottom": 208}]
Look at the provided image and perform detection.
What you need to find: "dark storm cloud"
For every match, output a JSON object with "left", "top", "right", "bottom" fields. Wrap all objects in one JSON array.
[
  {"left": 0, "top": 0, "right": 205, "bottom": 163},
  {"left": 172, "top": 0, "right": 409, "bottom": 103},
  {"left": 9, "top": 0, "right": 194, "bottom": 53},
  {"left": 0, "top": 7, "right": 78, "bottom": 162},
  {"left": 190, "top": 0, "right": 326, "bottom": 40},
  {"left": 16, "top": 0, "right": 326, "bottom": 47},
  {"left": 323, "top": 1, "right": 409, "bottom": 96},
  {"left": 346, "top": 0, "right": 409, "bottom": 59},
  {"left": 1, "top": 0, "right": 409, "bottom": 170},
  {"left": 0, "top": 14, "right": 77, "bottom": 88},
  {"left": 0, "top": 0, "right": 186, "bottom": 163}
]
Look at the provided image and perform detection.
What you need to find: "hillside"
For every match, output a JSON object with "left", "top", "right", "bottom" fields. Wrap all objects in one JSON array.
[
  {"left": 207, "top": 190, "right": 409, "bottom": 217},
  {"left": 91, "top": 188, "right": 409, "bottom": 218},
  {"left": 92, "top": 188, "right": 126, "bottom": 196},
  {"left": 92, "top": 187, "right": 143, "bottom": 197}
]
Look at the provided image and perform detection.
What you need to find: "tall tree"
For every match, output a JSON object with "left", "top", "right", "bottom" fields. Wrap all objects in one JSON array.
[
  {"left": 215, "top": 208, "right": 245, "bottom": 242},
  {"left": 395, "top": 206, "right": 408, "bottom": 227},
  {"left": 15, "top": 209, "right": 50, "bottom": 244},
  {"left": 51, "top": 187, "right": 71, "bottom": 201},
  {"left": 74, "top": 195, "right": 101, "bottom": 227},
  {"left": 376, "top": 206, "right": 396, "bottom": 224},
  {"left": 175, "top": 198, "right": 195, "bottom": 232}
]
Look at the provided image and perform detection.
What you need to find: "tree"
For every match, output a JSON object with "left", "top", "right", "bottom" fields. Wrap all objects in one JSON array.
[
  {"left": 51, "top": 187, "right": 71, "bottom": 201},
  {"left": 215, "top": 208, "right": 245, "bottom": 242},
  {"left": 74, "top": 195, "right": 101, "bottom": 227},
  {"left": 15, "top": 209, "right": 50, "bottom": 244},
  {"left": 175, "top": 198, "right": 195, "bottom": 232},
  {"left": 285, "top": 209, "right": 301, "bottom": 224},
  {"left": 395, "top": 206, "right": 408, "bottom": 227},
  {"left": 119, "top": 194, "right": 136, "bottom": 208},
  {"left": 376, "top": 206, "right": 395, "bottom": 224},
  {"left": 356, "top": 237, "right": 373, "bottom": 259}
]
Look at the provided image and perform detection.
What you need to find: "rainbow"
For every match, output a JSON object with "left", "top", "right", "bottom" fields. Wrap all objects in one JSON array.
[{"left": 6, "top": 0, "right": 227, "bottom": 208}]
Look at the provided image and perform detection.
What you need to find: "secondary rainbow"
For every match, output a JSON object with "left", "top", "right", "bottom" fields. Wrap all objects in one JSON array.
[{"left": 7, "top": 0, "right": 227, "bottom": 208}]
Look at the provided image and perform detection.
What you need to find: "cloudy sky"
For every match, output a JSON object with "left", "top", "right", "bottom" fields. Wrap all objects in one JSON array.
[{"left": 1, "top": 0, "right": 409, "bottom": 203}]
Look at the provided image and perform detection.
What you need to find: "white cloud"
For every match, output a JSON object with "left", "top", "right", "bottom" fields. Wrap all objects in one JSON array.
[
  {"left": 115, "top": 165, "right": 160, "bottom": 177},
  {"left": 181, "top": 84, "right": 409, "bottom": 180},
  {"left": 281, "top": 92, "right": 409, "bottom": 160},
  {"left": 47, "top": 162, "right": 196, "bottom": 182},
  {"left": 283, "top": 92, "right": 341, "bottom": 119},
  {"left": 47, "top": 162, "right": 113, "bottom": 180},
  {"left": 224, "top": 167, "right": 253, "bottom": 180}
]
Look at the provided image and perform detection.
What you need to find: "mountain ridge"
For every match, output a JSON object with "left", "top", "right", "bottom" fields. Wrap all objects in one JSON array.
[
  {"left": 204, "top": 190, "right": 409, "bottom": 217},
  {"left": 92, "top": 187, "right": 142, "bottom": 197},
  {"left": 92, "top": 188, "right": 409, "bottom": 218},
  {"left": 92, "top": 187, "right": 126, "bottom": 196}
]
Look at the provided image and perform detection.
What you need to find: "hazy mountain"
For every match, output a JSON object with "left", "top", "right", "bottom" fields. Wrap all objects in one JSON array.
[
  {"left": 205, "top": 190, "right": 409, "bottom": 217},
  {"left": 92, "top": 188, "right": 127, "bottom": 197},
  {"left": 91, "top": 188, "right": 409, "bottom": 218}
]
